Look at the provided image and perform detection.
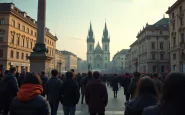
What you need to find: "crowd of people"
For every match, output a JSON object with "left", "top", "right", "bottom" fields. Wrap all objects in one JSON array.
[{"left": 0, "top": 67, "right": 185, "bottom": 115}]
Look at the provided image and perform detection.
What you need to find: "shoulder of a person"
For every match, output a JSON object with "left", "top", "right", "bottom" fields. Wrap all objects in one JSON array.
[
  {"left": 127, "top": 98, "right": 139, "bottom": 106},
  {"left": 143, "top": 105, "right": 159, "bottom": 115}
]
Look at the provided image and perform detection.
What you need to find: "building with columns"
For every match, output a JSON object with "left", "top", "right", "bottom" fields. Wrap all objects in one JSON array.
[
  {"left": 166, "top": 0, "right": 185, "bottom": 72},
  {"left": 0, "top": 3, "right": 57, "bottom": 72},
  {"left": 55, "top": 49, "right": 65, "bottom": 72},
  {"left": 86, "top": 22, "right": 110, "bottom": 70}
]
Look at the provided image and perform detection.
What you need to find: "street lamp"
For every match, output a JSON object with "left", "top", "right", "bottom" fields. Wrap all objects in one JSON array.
[{"left": 135, "top": 59, "right": 138, "bottom": 72}]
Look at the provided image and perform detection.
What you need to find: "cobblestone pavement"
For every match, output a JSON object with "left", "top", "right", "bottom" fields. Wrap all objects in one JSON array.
[{"left": 53, "top": 86, "right": 126, "bottom": 115}]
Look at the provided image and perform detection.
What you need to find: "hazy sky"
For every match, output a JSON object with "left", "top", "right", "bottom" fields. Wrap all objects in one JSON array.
[{"left": 1, "top": 0, "right": 176, "bottom": 60}]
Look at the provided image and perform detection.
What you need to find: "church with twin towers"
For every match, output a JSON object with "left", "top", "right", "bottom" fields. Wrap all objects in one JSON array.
[{"left": 86, "top": 22, "right": 110, "bottom": 70}]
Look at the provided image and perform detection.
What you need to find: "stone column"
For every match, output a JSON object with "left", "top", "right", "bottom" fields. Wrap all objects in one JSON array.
[{"left": 28, "top": 0, "right": 53, "bottom": 73}]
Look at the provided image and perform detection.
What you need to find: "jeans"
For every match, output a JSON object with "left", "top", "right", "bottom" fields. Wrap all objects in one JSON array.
[
  {"left": 49, "top": 102, "right": 59, "bottom": 115},
  {"left": 63, "top": 105, "right": 76, "bottom": 115},
  {"left": 90, "top": 112, "right": 105, "bottom": 115}
]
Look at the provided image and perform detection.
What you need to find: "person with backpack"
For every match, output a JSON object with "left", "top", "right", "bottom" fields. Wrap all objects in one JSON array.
[
  {"left": 46, "top": 69, "right": 63, "bottom": 115},
  {"left": 124, "top": 76, "right": 158, "bottom": 115},
  {"left": 0, "top": 67, "right": 19, "bottom": 115},
  {"left": 111, "top": 74, "right": 119, "bottom": 98},
  {"left": 10, "top": 72, "right": 49, "bottom": 115},
  {"left": 143, "top": 72, "right": 185, "bottom": 115},
  {"left": 40, "top": 70, "right": 48, "bottom": 97}
]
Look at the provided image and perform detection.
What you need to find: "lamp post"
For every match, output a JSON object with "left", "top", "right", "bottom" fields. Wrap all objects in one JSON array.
[
  {"left": 58, "top": 60, "right": 62, "bottom": 72},
  {"left": 135, "top": 59, "right": 138, "bottom": 72},
  {"left": 156, "top": 24, "right": 159, "bottom": 73}
]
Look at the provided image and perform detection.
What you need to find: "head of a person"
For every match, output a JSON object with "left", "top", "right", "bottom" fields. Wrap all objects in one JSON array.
[
  {"left": 51, "top": 69, "right": 58, "bottom": 77},
  {"left": 41, "top": 70, "right": 45, "bottom": 75},
  {"left": 23, "top": 72, "right": 42, "bottom": 85},
  {"left": 66, "top": 71, "right": 73, "bottom": 79},
  {"left": 93, "top": 71, "right": 100, "bottom": 80},
  {"left": 71, "top": 69, "right": 74, "bottom": 73},
  {"left": 9, "top": 67, "right": 16, "bottom": 74},
  {"left": 153, "top": 73, "right": 158, "bottom": 79},
  {"left": 133, "top": 72, "right": 140, "bottom": 78},
  {"left": 136, "top": 76, "right": 158, "bottom": 97},
  {"left": 161, "top": 72, "right": 185, "bottom": 107},
  {"left": 4, "top": 70, "right": 9, "bottom": 75},
  {"left": 88, "top": 71, "right": 93, "bottom": 78}
]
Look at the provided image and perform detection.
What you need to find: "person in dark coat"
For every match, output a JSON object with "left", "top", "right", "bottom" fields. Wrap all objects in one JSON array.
[
  {"left": 18, "top": 71, "right": 26, "bottom": 87},
  {"left": 61, "top": 71, "right": 80, "bottom": 115},
  {"left": 10, "top": 72, "right": 49, "bottom": 115},
  {"left": 143, "top": 72, "right": 185, "bottom": 115},
  {"left": 40, "top": 70, "right": 48, "bottom": 97},
  {"left": 111, "top": 74, "right": 119, "bottom": 98},
  {"left": 1, "top": 67, "right": 19, "bottom": 115},
  {"left": 128, "top": 72, "right": 140, "bottom": 99},
  {"left": 80, "top": 71, "right": 93, "bottom": 104},
  {"left": 46, "top": 69, "right": 63, "bottom": 115},
  {"left": 85, "top": 71, "right": 108, "bottom": 115},
  {"left": 124, "top": 76, "right": 158, "bottom": 115},
  {"left": 122, "top": 73, "right": 131, "bottom": 101},
  {"left": 152, "top": 73, "right": 163, "bottom": 95}
]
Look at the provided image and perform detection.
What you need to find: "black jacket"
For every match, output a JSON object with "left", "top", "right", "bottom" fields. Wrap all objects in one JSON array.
[
  {"left": 61, "top": 79, "right": 80, "bottom": 107},
  {"left": 46, "top": 76, "right": 63, "bottom": 103},
  {"left": 10, "top": 95, "right": 49, "bottom": 115},
  {"left": 40, "top": 75, "right": 48, "bottom": 96}
]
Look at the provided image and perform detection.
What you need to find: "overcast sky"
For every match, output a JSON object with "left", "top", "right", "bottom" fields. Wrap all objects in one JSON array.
[{"left": 1, "top": 0, "right": 176, "bottom": 60}]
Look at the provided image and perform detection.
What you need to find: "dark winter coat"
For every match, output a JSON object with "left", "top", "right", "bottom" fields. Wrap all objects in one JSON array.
[
  {"left": 18, "top": 73, "right": 26, "bottom": 87},
  {"left": 85, "top": 79, "right": 108, "bottom": 113},
  {"left": 122, "top": 76, "right": 131, "bottom": 95},
  {"left": 46, "top": 76, "right": 63, "bottom": 103},
  {"left": 80, "top": 76, "right": 92, "bottom": 94},
  {"left": 61, "top": 79, "right": 80, "bottom": 107},
  {"left": 129, "top": 77, "right": 140, "bottom": 99},
  {"left": 124, "top": 94, "right": 157, "bottom": 115},
  {"left": 10, "top": 95, "right": 49, "bottom": 115},
  {"left": 40, "top": 75, "right": 48, "bottom": 96},
  {"left": 111, "top": 77, "right": 119, "bottom": 91}
]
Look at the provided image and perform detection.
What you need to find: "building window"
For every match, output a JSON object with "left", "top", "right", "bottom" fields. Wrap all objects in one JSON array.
[
  {"left": 172, "top": 12, "right": 175, "bottom": 19},
  {"left": 172, "top": 22, "right": 175, "bottom": 30},
  {"left": 153, "top": 65, "right": 156, "bottom": 73},
  {"left": 179, "top": 6, "right": 183, "bottom": 13},
  {"left": 160, "top": 43, "right": 164, "bottom": 49},
  {"left": 10, "top": 51, "right": 13, "bottom": 58},
  {"left": 30, "top": 41, "right": 32, "bottom": 49},
  {"left": 11, "top": 35, "right": 14, "bottom": 44},
  {"left": 161, "top": 65, "right": 164, "bottom": 73},
  {"left": 26, "top": 54, "right": 28, "bottom": 60},
  {"left": 181, "top": 33, "right": 184, "bottom": 43},
  {"left": 31, "top": 30, "right": 33, "bottom": 35},
  {"left": 159, "top": 31, "right": 163, "bottom": 35},
  {"left": 21, "top": 53, "right": 24, "bottom": 60},
  {"left": 0, "top": 49, "right": 3, "bottom": 58},
  {"left": 90, "top": 45, "right": 92, "bottom": 51},
  {"left": 22, "top": 26, "right": 25, "bottom": 32},
  {"left": 35, "top": 32, "right": 37, "bottom": 37},
  {"left": 27, "top": 28, "right": 29, "bottom": 33},
  {"left": 152, "top": 52, "right": 156, "bottom": 60},
  {"left": 12, "top": 20, "right": 15, "bottom": 27},
  {"left": 173, "top": 65, "right": 176, "bottom": 71},
  {"left": 105, "top": 44, "right": 107, "bottom": 51},
  {"left": 160, "top": 53, "right": 164, "bottom": 60},
  {"left": 16, "top": 37, "right": 20, "bottom": 45},
  {"left": 26, "top": 39, "right": 28, "bottom": 48},
  {"left": 17, "top": 23, "right": 20, "bottom": 29},
  {"left": 173, "top": 37, "right": 176, "bottom": 47},
  {"left": 0, "top": 35, "right": 3, "bottom": 42},
  {"left": 180, "top": 17, "right": 184, "bottom": 26},
  {"left": 173, "top": 53, "right": 176, "bottom": 60},
  {"left": 0, "top": 19, "right": 4, "bottom": 25},
  {"left": 105, "top": 63, "right": 107, "bottom": 69},
  {"left": 22, "top": 38, "right": 24, "bottom": 47},
  {"left": 151, "top": 42, "right": 155, "bottom": 49},
  {"left": 16, "top": 52, "right": 19, "bottom": 59}
]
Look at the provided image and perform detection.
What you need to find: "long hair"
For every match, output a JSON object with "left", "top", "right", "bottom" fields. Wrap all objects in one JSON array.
[
  {"left": 135, "top": 76, "right": 158, "bottom": 97},
  {"left": 160, "top": 72, "right": 185, "bottom": 115}
]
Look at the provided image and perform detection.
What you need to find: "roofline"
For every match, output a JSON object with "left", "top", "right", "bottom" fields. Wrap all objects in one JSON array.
[
  {"left": 130, "top": 40, "right": 138, "bottom": 47},
  {"left": 166, "top": 0, "right": 183, "bottom": 14}
]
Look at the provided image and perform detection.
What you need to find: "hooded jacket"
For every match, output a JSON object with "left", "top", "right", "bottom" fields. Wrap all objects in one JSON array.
[{"left": 10, "top": 84, "right": 49, "bottom": 115}]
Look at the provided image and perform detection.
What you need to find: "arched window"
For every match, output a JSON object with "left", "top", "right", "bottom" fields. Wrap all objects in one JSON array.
[
  {"left": 11, "top": 35, "right": 14, "bottom": 44},
  {"left": 105, "top": 44, "right": 107, "bottom": 51},
  {"left": 16, "top": 36, "right": 20, "bottom": 45}
]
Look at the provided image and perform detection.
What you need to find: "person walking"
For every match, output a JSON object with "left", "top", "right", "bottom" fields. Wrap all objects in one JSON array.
[
  {"left": 10, "top": 72, "right": 49, "bottom": 115},
  {"left": 111, "top": 74, "right": 119, "bottom": 98},
  {"left": 85, "top": 71, "right": 108, "bottom": 115},
  {"left": 0, "top": 67, "right": 19, "bottom": 115},
  {"left": 122, "top": 73, "right": 131, "bottom": 101},
  {"left": 18, "top": 71, "right": 26, "bottom": 87},
  {"left": 124, "top": 76, "right": 158, "bottom": 115},
  {"left": 46, "top": 69, "right": 63, "bottom": 115},
  {"left": 40, "top": 70, "right": 48, "bottom": 97},
  {"left": 61, "top": 71, "right": 80, "bottom": 115},
  {"left": 143, "top": 72, "right": 185, "bottom": 115}
]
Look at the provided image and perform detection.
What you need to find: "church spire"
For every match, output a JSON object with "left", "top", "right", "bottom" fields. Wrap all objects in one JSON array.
[
  {"left": 87, "top": 21, "right": 95, "bottom": 43},
  {"left": 102, "top": 21, "right": 110, "bottom": 42}
]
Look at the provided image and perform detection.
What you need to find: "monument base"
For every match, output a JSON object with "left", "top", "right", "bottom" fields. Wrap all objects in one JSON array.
[{"left": 28, "top": 52, "right": 53, "bottom": 73}]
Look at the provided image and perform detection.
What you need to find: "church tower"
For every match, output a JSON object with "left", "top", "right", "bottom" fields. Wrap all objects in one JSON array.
[
  {"left": 102, "top": 22, "right": 110, "bottom": 69},
  {"left": 87, "top": 22, "right": 95, "bottom": 68}
]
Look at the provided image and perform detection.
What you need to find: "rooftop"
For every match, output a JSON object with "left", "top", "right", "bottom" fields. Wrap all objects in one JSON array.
[{"left": 60, "top": 50, "right": 77, "bottom": 57}]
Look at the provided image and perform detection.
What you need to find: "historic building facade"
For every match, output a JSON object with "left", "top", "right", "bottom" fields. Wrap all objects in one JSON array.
[
  {"left": 55, "top": 49, "right": 65, "bottom": 72},
  {"left": 86, "top": 22, "right": 110, "bottom": 70},
  {"left": 166, "top": 0, "right": 185, "bottom": 72},
  {"left": 0, "top": 3, "right": 57, "bottom": 72}
]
